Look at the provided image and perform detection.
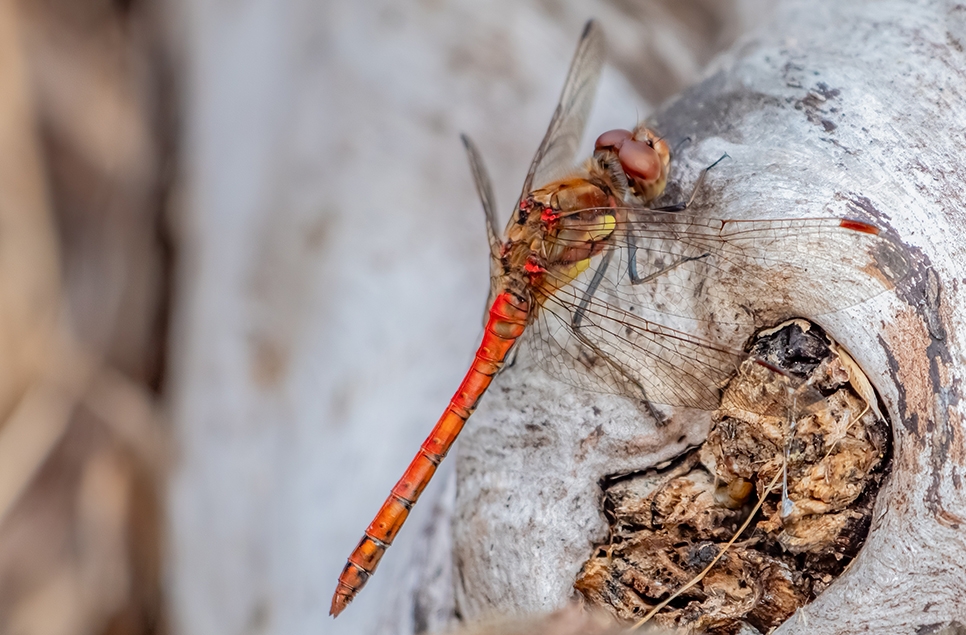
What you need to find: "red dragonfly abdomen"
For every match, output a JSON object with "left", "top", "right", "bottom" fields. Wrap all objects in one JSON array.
[{"left": 330, "top": 291, "right": 530, "bottom": 616}]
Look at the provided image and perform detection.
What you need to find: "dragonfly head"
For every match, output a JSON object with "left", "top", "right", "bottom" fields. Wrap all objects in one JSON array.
[{"left": 594, "top": 126, "right": 670, "bottom": 204}]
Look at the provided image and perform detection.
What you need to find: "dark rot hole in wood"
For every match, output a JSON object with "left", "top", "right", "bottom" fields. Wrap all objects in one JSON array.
[{"left": 575, "top": 320, "right": 891, "bottom": 634}]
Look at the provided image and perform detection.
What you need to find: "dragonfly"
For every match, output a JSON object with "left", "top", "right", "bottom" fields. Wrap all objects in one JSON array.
[{"left": 330, "top": 20, "right": 908, "bottom": 617}]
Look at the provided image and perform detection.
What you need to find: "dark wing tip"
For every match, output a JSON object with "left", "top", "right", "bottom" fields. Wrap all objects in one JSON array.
[
  {"left": 460, "top": 132, "right": 471, "bottom": 148},
  {"left": 581, "top": 19, "right": 596, "bottom": 39},
  {"left": 839, "top": 218, "right": 881, "bottom": 235}
]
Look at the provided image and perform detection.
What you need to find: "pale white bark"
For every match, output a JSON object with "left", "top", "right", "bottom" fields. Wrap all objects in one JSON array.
[
  {"left": 166, "top": 3, "right": 757, "bottom": 635},
  {"left": 160, "top": 0, "right": 966, "bottom": 634},
  {"left": 430, "top": 1, "right": 966, "bottom": 633}
]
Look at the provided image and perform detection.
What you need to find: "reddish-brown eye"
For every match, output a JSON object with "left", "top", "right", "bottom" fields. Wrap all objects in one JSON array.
[
  {"left": 594, "top": 128, "right": 632, "bottom": 151},
  {"left": 618, "top": 139, "right": 661, "bottom": 182}
]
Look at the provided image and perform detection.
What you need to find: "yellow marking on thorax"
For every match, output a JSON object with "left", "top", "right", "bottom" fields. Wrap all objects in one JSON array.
[{"left": 541, "top": 213, "right": 617, "bottom": 294}]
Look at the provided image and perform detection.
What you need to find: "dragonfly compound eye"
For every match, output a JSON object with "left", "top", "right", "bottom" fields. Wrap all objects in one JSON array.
[
  {"left": 617, "top": 139, "right": 662, "bottom": 183},
  {"left": 594, "top": 128, "right": 633, "bottom": 151}
]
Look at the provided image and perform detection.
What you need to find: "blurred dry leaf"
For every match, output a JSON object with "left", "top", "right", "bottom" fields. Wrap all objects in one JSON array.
[{"left": 0, "top": 0, "right": 173, "bottom": 633}]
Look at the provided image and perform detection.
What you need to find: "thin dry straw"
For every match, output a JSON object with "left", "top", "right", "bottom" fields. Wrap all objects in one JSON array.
[{"left": 632, "top": 466, "right": 783, "bottom": 631}]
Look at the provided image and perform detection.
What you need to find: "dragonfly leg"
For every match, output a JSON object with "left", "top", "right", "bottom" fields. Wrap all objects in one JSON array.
[
  {"left": 623, "top": 152, "right": 724, "bottom": 285},
  {"left": 652, "top": 153, "right": 730, "bottom": 213},
  {"left": 624, "top": 231, "right": 710, "bottom": 286},
  {"left": 569, "top": 250, "right": 637, "bottom": 386},
  {"left": 569, "top": 250, "right": 667, "bottom": 424},
  {"left": 572, "top": 248, "right": 612, "bottom": 330},
  {"left": 625, "top": 234, "right": 643, "bottom": 284},
  {"left": 670, "top": 135, "right": 692, "bottom": 158}
]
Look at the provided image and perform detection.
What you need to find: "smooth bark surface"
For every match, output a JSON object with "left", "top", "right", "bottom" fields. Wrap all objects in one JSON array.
[
  {"left": 166, "top": 2, "right": 762, "bottom": 635},
  {"left": 424, "top": 1, "right": 966, "bottom": 633},
  {"left": 168, "top": 0, "right": 966, "bottom": 634}
]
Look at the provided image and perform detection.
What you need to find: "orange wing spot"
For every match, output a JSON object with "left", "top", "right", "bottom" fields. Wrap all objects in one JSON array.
[{"left": 839, "top": 218, "right": 880, "bottom": 235}]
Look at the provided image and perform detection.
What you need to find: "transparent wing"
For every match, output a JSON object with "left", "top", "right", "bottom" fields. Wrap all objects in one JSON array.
[
  {"left": 525, "top": 213, "right": 910, "bottom": 409},
  {"left": 462, "top": 133, "right": 506, "bottom": 324},
  {"left": 461, "top": 133, "right": 501, "bottom": 260},
  {"left": 518, "top": 20, "right": 605, "bottom": 200},
  {"left": 532, "top": 286, "right": 736, "bottom": 409}
]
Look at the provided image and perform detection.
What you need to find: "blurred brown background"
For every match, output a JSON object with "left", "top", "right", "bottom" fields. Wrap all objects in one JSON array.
[
  {"left": 0, "top": 0, "right": 171, "bottom": 632},
  {"left": 0, "top": 1, "right": 765, "bottom": 634}
]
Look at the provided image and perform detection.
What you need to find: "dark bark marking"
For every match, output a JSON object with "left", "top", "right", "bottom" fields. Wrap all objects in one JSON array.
[
  {"left": 793, "top": 81, "right": 843, "bottom": 134},
  {"left": 650, "top": 71, "right": 784, "bottom": 146},
  {"left": 878, "top": 238, "right": 965, "bottom": 525},
  {"left": 917, "top": 621, "right": 966, "bottom": 635},
  {"left": 842, "top": 193, "right": 890, "bottom": 222}
]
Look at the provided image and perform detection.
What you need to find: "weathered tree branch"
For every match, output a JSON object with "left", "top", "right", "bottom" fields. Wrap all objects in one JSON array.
[
  {"left": 393, "top": 1, "right": 966, "bottom": 632},
  {"left": 168, "top": 3, "right": 760, "bottom": 635}
]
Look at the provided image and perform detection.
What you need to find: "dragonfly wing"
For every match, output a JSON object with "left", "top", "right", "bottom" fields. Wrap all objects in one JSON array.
[
  {"left": 527, "top": 214, "right": 910, "bottom": 409},
  {"left": 461, "top": 133, "right": 507, "bottom": 325},
  {"left": 461, "top": 133, "right": 502, "bottom": 260},
  {"left": 519, "top": 20, "right": 605, "bottom": 200},
  {"left": 530, "top": 286, "right": 735, "bottom": 409},
  {"left": 605, "top": 212, "right": 911, "bottom": 322}
]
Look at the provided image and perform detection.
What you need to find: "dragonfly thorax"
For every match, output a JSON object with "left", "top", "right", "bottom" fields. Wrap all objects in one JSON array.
[
  {"left": 496, "top": 125, "right": 669, "bottom": 308},
  {"left": 500, "top": 178, "right": 620, "bottom": 304}
]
